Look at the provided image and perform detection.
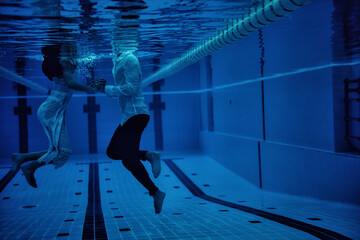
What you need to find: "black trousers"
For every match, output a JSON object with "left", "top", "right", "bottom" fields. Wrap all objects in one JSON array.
[{"left": 107, "top": 114, "right": 158, "bottom": 196}]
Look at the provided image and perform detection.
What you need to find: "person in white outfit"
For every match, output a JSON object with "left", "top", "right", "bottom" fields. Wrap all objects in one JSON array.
[
  {"left": 91, "top": 51, "right": 165, "bottom": 214},
  {"left": 11, "top": 44, "right": 98, "bottom": 188}
]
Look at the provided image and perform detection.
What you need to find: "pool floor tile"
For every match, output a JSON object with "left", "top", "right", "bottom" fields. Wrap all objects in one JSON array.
[{"left": 0, "top": 154, "right": 358, "bottom": 240}]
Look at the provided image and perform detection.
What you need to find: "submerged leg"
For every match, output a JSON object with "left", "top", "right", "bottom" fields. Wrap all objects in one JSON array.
[
  {"left": 12, "top": 151, "right": 47, "bottom": 173},
  {"left": 139, "top": 151, "right": 162, "bottom": 178},
  {"left": 122, "top": 156, "right": 166, "bottom": 214},
  {"left": 115, "top": 115, "right": 166, "bottom": 213},
  {"left": 145, "top": 151, "right": 161, "bottom": 178},
  {"left": 21, "top": 161, "right": 46, "bottom": 188},
  {"left": 122, "top": 157, "right": 159, "bottom": 195},
  {"left": 153, "top": 190, "right": 166, "bottom": 214}
]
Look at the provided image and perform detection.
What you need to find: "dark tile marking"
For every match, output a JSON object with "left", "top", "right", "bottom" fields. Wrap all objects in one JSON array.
[
  {"left": 173, "top": 186, "right": 180, "bottom": 189},
  {"left": 79, "top": 170, "right": 84, "bottom": 172},
  {"left": 64, "top": 219, "right": 74, "bottom": 222},
  {"left": 219, "top": 210, "right": 229, "bottom": 212},
  {"left": 83, "top": 96, "right": 100, "bottom": 154},
  {"left": 73, "top": 204, "right": 80, "bottom": 207},
  {"left": 114, "top": 216, "right": 124, "bottom": 218},
  {"left": 57, "top": 233, "right": 69, "bottom": 237},
  {"left": 172, "top": 213, "right": 184, "bottom": 215},
  {"left": 249, "top": 221, "right": 262, "bottom": 223},
  {"left": 199, "top": 203, "right": 207, "bottom": 205},
  {"left": 107, "top": 190, "right": 113, "bottom": 193},
  {"left": 267, "top": 207, "right": 276, "bottom": 209},
  {"left": 0, "top": 170, "right": 16, "bottom": 193},
  {"left": 164, "top": 159, "right": 352, "bottom": 240},
  {"left": 203, "top": 184, "right": 210, "bottom": 187},
  {"left": 205, "top": 55, "right": 214, "bottom": 132},
  {"left": 238, "top": 201, "right": 246, "bottom": 203},
  {"left": 75, "top": 192, "right": 82, "bottom": 195},
  {"left": 14, "top": 78, "right": 31, "bottom": 154},
  {"left": 150, "top": 79, "right": 165, "bottom": 150},
  {"left": 13, "top": 184, "right": 19, "bottom": 186},
  {"left": 3, "top": 197, "right": 10, "bottom": 200},
  {"left": 119, "top": 228, "right": 131, "bottom": 232},
  {"left": 82, "top": 163, "right": 108, "bottom": 240},
  {"left": 308, "top": 218, "right": 322, "bottom": 221},
  {"left": 22, "top": 205, "right": 36, "bottom": 208},
  {"left": 111, "top": 208, "right": 119, "bottom": 210},
  {"left": 109, "top": 202, "right": 116, "bottom": 204},
  {"left": 219, "top": 195, "right": 226, "bottom": 197},
  {"left": 69, "top": 211, "right": 77, "bottom": 213},
  {"left": 77, "top": 180, "right": 83, "bottom": 182},
  {"left": 104, "top": 168, "right": 109, "bottom": 171},
  {"left": 105, "top": 178, "right": 111, "bottom": 181},
  {"left": 165, "top": 174, "right": 170, "bottom": 177},
  {"left": 191, "top": 173, "right": 197, "bottom": 176},
  {"left": 185, "top": 197, "right": 192, "bottom": 199}
]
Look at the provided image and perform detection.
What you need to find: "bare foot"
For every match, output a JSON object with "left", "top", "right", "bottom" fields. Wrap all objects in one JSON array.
[
  {"left": 22, "top": 165, "right": 37, "bottom": 188},
  {"left": 153, "top": 190, "right": 166, "bottom": 214},
  {"left": 11, "top": 153, "right": 22, "bottom": 173},
  {"left": 146, "top": 152, "right": 161, "bottom": 178}
]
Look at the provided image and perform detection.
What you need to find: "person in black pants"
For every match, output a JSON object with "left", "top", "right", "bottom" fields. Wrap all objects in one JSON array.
[
  {"left": 91, "top": 51, "right": 165, "bottom": 214},
  {"left": 107, "top": 114, "right": 159, "bottom": 198}
]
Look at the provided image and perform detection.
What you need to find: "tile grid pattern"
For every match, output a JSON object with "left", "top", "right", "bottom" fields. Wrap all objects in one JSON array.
[
  {"left": 1, "top": 155, "right": 359, "bottom": 240},
  {"left": 174, "top": 155, "right": 360, "bottom": 240}
]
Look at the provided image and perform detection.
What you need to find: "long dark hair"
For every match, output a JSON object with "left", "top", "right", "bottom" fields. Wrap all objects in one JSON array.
[{"left": 41, "top": 45, "right": 63, "bottom": 81}]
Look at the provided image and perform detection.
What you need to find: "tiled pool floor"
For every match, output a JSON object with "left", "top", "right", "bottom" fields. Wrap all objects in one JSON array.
[{"left": 0, "top": 154, "right": 359, "bottom": 240}]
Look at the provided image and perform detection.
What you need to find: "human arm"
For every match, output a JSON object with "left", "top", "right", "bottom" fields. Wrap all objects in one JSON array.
[
  {"left": 61, "top": 59, "right": 97, "bottom": 93},
  {"left": 89, "top": 78, "right": 107, "bottom": 93},
  {"left": 104, "top": 56, "right": 141, "bottom": 97}
]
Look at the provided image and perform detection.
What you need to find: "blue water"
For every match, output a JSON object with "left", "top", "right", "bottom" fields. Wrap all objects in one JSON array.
[{"left": 0, "top": 0, "right": 360, "bottom": 239}]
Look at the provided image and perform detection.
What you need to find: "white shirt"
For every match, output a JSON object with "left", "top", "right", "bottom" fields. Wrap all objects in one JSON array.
[{"left": 105, "top": 52, "right": 149, "bottom": 125}]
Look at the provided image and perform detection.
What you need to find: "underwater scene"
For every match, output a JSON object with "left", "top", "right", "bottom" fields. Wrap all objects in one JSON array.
[{"left": 0, "top": 0, "right": 359, "bottom": 239}]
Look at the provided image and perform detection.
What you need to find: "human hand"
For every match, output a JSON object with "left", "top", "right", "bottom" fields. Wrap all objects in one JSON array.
[
  {"left": 88, "top": 87, "right": 97, "bottom": 94},
  {"left": 90, "top": 78, "right": 106, "bottom": 93}
]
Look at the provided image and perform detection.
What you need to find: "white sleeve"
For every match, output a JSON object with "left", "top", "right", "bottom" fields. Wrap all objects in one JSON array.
[
  {"left": 104, "top": 56, "right": 140, "bottom": 97},
  {"left": 104, "top": 84, "right": 133, "bottom": 97}
]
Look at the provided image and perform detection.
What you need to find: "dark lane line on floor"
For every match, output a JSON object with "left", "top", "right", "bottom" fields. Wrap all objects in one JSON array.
[
  {"left": 82, "top": 163, "right": 108, "bottom": 240},
  {"left": 0, "top": 168, "right": 15, "bottom": 193},
  {"left": 164, "top": 159, "right": 351, "bottom": 240}
]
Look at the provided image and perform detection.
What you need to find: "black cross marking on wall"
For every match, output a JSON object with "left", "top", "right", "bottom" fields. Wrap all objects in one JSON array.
[
  {"left": 205, "top": 55, "right": 214, "bottom": 132},
  {"left": 83, "top": 67, "right": 100, "bottom": 154},
  {"left": 83, "top": 97, "right": 99, "bottom": 154},
  {"left": 149, "top": 57, "right": 165, "bottom": 151},
  {"left": 13, "top": 57, "right": 31, "bottom": 153},
  {"left": 150, "top": 79, "right": 165, "bottom": 151}
]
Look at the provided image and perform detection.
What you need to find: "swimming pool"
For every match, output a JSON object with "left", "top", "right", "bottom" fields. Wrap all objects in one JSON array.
[{"left": 0, "top": 0, "right": 359, "bottom": 239}]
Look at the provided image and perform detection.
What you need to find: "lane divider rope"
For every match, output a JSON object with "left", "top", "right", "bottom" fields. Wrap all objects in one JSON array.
[{"left": 143, "top": 0, "right": 311, "bottom": 86}]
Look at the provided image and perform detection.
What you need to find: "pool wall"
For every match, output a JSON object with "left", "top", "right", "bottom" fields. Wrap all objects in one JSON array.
[{"left": 198, "top": 0, "right": 360, "bottom": 205}]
